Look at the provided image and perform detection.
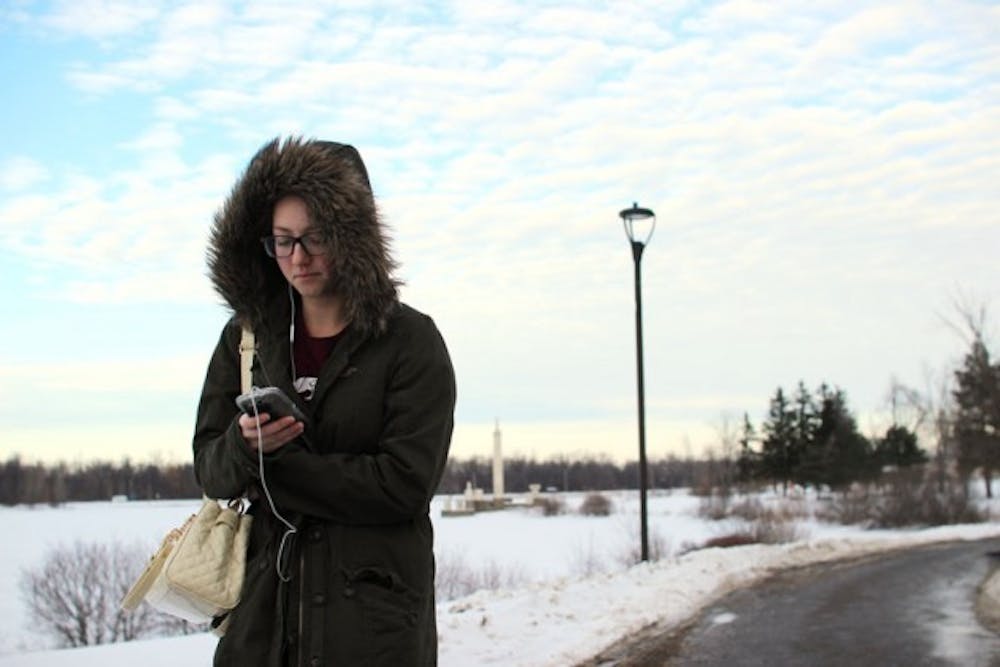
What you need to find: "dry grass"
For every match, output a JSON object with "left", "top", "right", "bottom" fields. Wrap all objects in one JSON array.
[
  {"left": 685, "top": 493, "right": 808, "bottom": 554},
  {"left": 435, "top": 549, "right": 529, "bottom": 601},
  {"left": 697, "top": 492, "right": 731, "bottom": 520},
  {"left": 701, "top": 534, "right": 757, "bottom": 549},
  {"left": 616, "top": 528, "right": 669, "bottom": 566}
]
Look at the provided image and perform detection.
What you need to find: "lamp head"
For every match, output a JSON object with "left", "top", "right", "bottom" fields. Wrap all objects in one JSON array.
[{"left": 619, "top": 202, "right": 656, "bottom": 246}]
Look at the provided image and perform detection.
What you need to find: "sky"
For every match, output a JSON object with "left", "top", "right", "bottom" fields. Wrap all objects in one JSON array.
[
  {"left": 1, "top": 493, "right": 998, "bottom": 663},
  {"left": 0, "top": 0, "right": 998, "bottom": 464}
]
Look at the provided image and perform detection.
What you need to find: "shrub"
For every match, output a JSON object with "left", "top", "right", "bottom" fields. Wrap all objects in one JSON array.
[
  {"left": 730, "top": 497, "right": 809, "bottom": 522},
  {"left": 684, "top": 499, "right": 807, "bottom": 555},
  {"left": 727, "top": 497, "right": 766, "bottom": 521},
  {"left": 816, "top": 484, "right": 875, "bottom": 526},
  {"left": 750, "top": 513, "right": 807, "bottom": 544},
  {"left": 817, "top": 470, "right": 987, "bottom": 528},
  {"left": 700, "top": 494, "right": 810, "bottom": 524},
  {"left": 18, "top": 540, "right": 201, "bottom": 648},
  {"left": 697, "top": 492, "right": 731, "bottom": 520},
  {"left": 579, "top": 492, "right": 612, "bottom": 516},
  {"left": 875, "top": 472, "right": 986, "bottom": 528},
  {"left": 534, "top": 496, "right": 565, "bottom": 516}
]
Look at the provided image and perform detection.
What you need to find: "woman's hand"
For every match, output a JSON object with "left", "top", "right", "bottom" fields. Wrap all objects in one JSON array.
[{"left": 239, "top": 413, "right": 305, "bottom": 454}]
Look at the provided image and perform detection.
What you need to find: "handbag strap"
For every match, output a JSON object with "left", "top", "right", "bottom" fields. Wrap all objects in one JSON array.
[
  {"left": 237, "top": 322, "right": 298, "bottom": 582},
  {"left": 239, "top": 324, "right": 255, "bottom": 394},
  {"left": 220, "top": 324, "right": 256, "bottom": 514}
]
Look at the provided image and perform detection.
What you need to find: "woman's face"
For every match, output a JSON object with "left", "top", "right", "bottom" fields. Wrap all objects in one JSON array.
[{"left": 271, "top": 195, "right": 335, "bottom": 299}]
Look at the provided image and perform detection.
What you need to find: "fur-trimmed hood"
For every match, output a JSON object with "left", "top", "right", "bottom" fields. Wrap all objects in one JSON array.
[{"left": 207, "top": 137, "right": 399, "bottom": 336}]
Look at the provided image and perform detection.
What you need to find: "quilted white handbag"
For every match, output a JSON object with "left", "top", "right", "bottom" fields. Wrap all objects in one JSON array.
[
  {"left": 123, "top": 498, "right": 251, "bottom": 623},
  {"left": 121, "top": 326, "right": 258, "bottom": 626}
]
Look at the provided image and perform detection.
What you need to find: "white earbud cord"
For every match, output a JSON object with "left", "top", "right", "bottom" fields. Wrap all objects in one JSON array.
[{"left": 247, "top": 389, "right": 298, "bottom": 583}]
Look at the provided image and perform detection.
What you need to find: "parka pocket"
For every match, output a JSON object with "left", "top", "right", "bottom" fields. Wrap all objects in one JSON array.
[{"left": 343, "top": 567, "right": 423, "bottom": 660}]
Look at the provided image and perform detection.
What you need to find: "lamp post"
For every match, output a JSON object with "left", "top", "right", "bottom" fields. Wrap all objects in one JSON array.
[{"left": 620, "top": 202, "right": 655, "bottom": 562}]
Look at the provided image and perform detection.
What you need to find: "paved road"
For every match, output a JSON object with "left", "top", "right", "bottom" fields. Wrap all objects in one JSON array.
[{"left": 584, "top": 538, "right": 1000, "bottom": 667}]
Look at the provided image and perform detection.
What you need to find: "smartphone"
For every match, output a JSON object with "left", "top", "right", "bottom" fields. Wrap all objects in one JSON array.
[{"left": 235, "top": 386, "right": 308, "bottom": 423}]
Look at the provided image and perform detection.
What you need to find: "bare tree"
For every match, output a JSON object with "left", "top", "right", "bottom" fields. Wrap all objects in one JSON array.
[
  {"left": 919, "top": 365, "right": 961, "bottom": 495},
  {"left": 711, "top": 412, "right": 741, "bottom": 494},
  {"left": 884, "top": 375, "right": 930, "bottom": 434},
  {"left": 19, "top": 540, "right": 160, "bottom": 647}
]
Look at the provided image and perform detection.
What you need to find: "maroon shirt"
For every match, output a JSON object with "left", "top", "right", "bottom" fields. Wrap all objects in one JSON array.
[{"left": 292, "top": 309, "right": 344, "bottom": 401}]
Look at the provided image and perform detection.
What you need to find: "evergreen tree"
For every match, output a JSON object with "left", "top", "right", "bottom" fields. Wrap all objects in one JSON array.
[
  {"left": 808, "top": 385, "right": 875, "bottom": 491},
  {"left": 875, "top": 424, "right": 928, "bottom": 469},
  {"left": 790, "top": 382, "right": 821, "bottom": 488},
  {"left": 761, "top": 387, "right": 798, "bottom": 494},
  {"left": 952, "top": 337, "right": 1000, "bottom": 498},
  {"left": 736, "top": 412, "right": 759, "bottom": 484}
]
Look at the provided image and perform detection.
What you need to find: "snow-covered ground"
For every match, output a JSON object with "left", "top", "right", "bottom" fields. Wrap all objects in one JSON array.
[{"left": 0, "top": 489, "right": 997, "bottom": 666}]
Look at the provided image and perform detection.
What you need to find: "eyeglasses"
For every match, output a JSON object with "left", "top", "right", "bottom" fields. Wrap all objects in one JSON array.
[{"left": 261, "top": 232, "right": 327, "bottom": 258}]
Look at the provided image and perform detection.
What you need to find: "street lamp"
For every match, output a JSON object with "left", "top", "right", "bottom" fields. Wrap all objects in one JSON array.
[{"left": 620, "top": 202, "right": 655, "bottom": 562}]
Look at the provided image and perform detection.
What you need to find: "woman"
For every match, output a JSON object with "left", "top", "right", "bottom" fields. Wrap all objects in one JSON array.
[{"left": 193, "top": 137, "right": 456, "bottom": 666}]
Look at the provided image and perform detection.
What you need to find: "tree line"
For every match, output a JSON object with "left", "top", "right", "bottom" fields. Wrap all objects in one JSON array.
[
  {"left": 0, "top": 458, "right": 201, "bottom": 506},
  {"left": 437, "top": 454, "right": 709, "bottom": 494},
  {"left": 0, "top": 453, "right": 715, "bottom": 506},
  {"left": 3, "top": 305, "right": 997, "bottom": 505}
]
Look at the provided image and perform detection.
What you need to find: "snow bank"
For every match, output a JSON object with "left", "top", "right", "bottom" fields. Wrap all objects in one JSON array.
[
  {"left": 4, "top": 524, "right": 997, "bottom": 667},
  {"left": 437, "top": 523, "right": 1000, "bottom": 666}
]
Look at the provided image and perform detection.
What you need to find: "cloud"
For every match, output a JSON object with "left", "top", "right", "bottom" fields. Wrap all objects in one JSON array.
[
  {"left": 0, "top": 156, "right": 49, "bottom": 191},
  {"left": 0, "top": 354, "right": 207, "bottom": 394},
  {"left": 53, "top": 2, "right": 359, "bottom": 95},
  {"left": 0, "top": 149, "right": 236, "bottom": 303},
  {"left": 152, "top": 96, "right": 202, "bottom": 121},
  {"left": 117, "top": 122, "right": 185, "bottom": 153},
  {"left": 66, "top": 68, "right": 144, "bottom": 94},
  {"left": 39, "top": 0, "right": 160, "bottom": 40},
  {"left": 3, "top": 0, "right": 999, "bottom": 457},
  {"left": 808, "top": 5, "right": 918, "bottom": 63},
  {"left": 63, "top": 270, "right": 217, "bottom": 305}
]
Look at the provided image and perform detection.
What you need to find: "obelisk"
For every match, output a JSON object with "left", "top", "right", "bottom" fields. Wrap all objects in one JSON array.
[{"left": 492, "top": 418, "right": 504, "bottom": 504}]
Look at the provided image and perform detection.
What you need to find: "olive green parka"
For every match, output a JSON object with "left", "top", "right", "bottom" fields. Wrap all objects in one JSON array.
[{"left": 193, "top": 137, "right": 455, "bottom": 666}]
